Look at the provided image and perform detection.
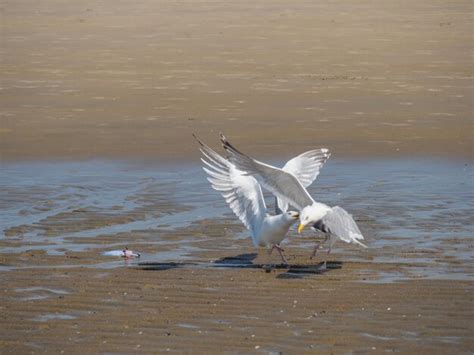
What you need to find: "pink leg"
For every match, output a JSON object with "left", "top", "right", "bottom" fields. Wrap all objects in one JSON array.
[
  {"left": 310, "top": 235, "right": 329, "bottom": 260},
  {"left": 310, "top": 241, "right": 322, "bottom": 259},
  {"left": 327, "top": 235, "right": 337, "bottom": 255},
  {"left": 273, "top": 244, "right": 285, "bottom": 253},
  {"left": 275, "top": 245, "right": 288, "bottom": 265},
  {"left": 269, "top": 244, "right": 288, "bottom": 264}
]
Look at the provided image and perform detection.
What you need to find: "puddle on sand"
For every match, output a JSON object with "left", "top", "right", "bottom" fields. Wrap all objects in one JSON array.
[
  {"left": 15, "top": 287, "right": 71, "bottom": 301},
  {"left": 1, "top": 159, "right": 473, "bottom": 282},
  {"left": 361, "top": 333, "right": 395, "bottom": 341},
  {"left": 16, "top": 287, "right": 70, "bottom": 295},
  {"left": 177, "top": 323, "right": 201, "bottom": 330},
  {"left": 0, "top": 160, "right": 224, "bottom": 258},
  {"left": 33, "top": 313, "right": 77, "bottom": 322}
]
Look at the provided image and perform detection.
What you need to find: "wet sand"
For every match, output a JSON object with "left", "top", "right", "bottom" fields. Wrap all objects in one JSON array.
[
  {"left": 1, "top": 160, "right": 473, "bottom": 352},
  {"left": 1, "top": 257, "right": 472, "bottom": 353},
  {"left": 0, "top": 0, "right": 472, "bottom": 161}
]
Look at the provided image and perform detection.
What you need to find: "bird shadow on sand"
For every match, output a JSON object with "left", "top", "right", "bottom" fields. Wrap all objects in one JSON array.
[
  {"left": 212, "top": 253, "right": 261, "bottom": 268},
  {"left": 212, "top": 253, "right": 343, "bottom": 279},
  {"left": 276, "top": 261, "right": 343, "bottom": 279},
  {"left": 137, "top": 253, "right": 342, "bottom": 278},
  {"left": 138, "top": 261, "right": 195, "bottom": 271},
  {"left": 137, "top": 253, "right": 259, "bottom": 271}
]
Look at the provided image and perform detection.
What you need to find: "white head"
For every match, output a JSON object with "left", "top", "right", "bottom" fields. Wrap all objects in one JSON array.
[
  {"left": 284, "top": 210, "right": 300, "bottom": 222},
  {"left": 298, "top": 203, "right": 331, "bottom": 233}
]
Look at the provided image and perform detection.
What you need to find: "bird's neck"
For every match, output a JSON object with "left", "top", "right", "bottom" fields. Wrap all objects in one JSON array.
[{"left": 268, "top": 214, "right": 298, "bottom": 228}]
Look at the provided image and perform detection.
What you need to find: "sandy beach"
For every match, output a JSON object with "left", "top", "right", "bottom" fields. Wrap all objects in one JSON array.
[
  {"left": 0, "top": 0, "right": 472, "bottom": 161},
  {"left": 1, "top": 0, "right": 473, "bottom": 353}
]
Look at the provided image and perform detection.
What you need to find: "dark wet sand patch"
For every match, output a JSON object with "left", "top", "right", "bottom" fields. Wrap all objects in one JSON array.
[{"left": 0, "top": 256, "right": 473, "bottom": 353}]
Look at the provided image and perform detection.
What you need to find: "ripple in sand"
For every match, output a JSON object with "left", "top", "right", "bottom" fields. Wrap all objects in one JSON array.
[
  {"left": 379, "top": 122, "right": 412, "bottom": 127},
  {"left": 429, "top": 112, "right": 456, "bottom": 117}
]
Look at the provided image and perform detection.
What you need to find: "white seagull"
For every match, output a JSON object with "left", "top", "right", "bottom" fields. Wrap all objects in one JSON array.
[
  {"left": 194, "top": 135, "right": 330, "bottom": 264},
  {"left": 220, "top": 134, "right": 367, "bottom": 258}
]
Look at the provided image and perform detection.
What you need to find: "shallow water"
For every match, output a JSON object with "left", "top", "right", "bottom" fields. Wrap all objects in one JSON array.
[
  {"left": 1, "top": 158, "right": 473, "bottom": 280},
  {"left": 33, "top": 314, "right": 77, "bottom": 322}
]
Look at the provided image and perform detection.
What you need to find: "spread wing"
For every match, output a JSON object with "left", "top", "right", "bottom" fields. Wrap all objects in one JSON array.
[
  {"left": 194, "top": 135, "right": 266, "bottom": 244},
  {"left": 220, "top": 134, "right": 315, "bottom": 211},
  {"left": 314, "top": 206, "right": 366, "bottom": 247},
  {"left": 276, "top": 149, "right": 331, "bottom": 213}
]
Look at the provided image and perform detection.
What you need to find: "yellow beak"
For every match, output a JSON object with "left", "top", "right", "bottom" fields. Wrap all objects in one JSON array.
[{"left": 298, "top": 223, "right": 306, "bottom": 234}]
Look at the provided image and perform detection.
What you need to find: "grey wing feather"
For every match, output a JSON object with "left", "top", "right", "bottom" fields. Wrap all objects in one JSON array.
[
  {"left": 319, "top": 206, "right": 367, "bottom": 247},
  {"left": 194, "top": 135, "right": 266, "bottom": 245},
  {"left": 277, "top": 148, "right": 331, "bottom": 213},
  {"left": 220, "top": 134, "right": 314, "bottom": 211}
]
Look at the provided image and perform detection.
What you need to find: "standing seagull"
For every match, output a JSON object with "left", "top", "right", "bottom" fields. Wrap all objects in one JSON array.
[
  {"left": 220, "top": 134, "right": 367, "bottom": 258},
  {"left": 194, "top": 135, "right": 330, "bottom": 264}
]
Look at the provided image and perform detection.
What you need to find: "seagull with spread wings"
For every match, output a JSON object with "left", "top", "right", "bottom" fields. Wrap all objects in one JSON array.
[
  {"left": 194, "top": 134, "right": 330, "bottom": 264},
  {"left": 220, "top": 134, "right": 367, "bottom": 258}
]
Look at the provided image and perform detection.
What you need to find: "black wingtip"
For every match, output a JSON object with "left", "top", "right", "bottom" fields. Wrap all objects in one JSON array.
[
  {"left": 219, "top": 133, "right": 239, "bottom": 152},
  {"left": 219, "top": 132, "right": 229, "bottom": 148},
  {"left": 192, "top": 133, "right": 205, "bottom": 147}
]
